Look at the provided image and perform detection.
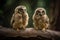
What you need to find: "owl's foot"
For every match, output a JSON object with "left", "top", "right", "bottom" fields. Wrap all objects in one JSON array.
[
  {"left": 17, "top": 28, "right": 20, "bottom": 31},
  {"left": 42, "top": 28, "right": 46, "bottom": 32}
]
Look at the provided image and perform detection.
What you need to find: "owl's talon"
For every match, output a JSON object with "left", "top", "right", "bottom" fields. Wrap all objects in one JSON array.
[
  {"left": 17, "top": 28, "right": 20, "bottom": 31},
  {"left": 42, "top": 28, "right": 46, "bottom": 32}
]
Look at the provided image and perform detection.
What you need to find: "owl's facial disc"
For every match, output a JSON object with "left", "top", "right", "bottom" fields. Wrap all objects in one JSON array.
[
  {"left": 39, "top": 10, "right": 45, "bottom": 16},
  {"left": 36, "top": 10, "right": 42, "bottom": 16}
]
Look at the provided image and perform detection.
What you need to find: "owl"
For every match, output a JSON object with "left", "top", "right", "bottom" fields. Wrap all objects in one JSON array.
[
  {"left": 32, "top": 8, "right": 49, "bottom": 31},
  {"left": 10, "top": 5, "right": 29, "bottom": 31}
]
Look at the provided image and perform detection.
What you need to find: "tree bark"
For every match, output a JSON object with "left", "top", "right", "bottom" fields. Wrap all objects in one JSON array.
[{"left": 0, "top": 26, "right": 60, "bottom": 39}]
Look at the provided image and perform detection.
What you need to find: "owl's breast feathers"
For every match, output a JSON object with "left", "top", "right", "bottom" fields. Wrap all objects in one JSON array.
[
  {"left": 13, "top": 13, "right": 22, "bottom": 24},
  {"left": 14, "top": 13, "right": 22, "bottom": 19},
  {"left": 22, "top": 13, "right": 27, "bottom": 25}
]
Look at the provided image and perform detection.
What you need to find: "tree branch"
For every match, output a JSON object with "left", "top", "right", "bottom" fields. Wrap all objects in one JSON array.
[{"left": 0, "top": 26, "right": 60, "bottom": 39}]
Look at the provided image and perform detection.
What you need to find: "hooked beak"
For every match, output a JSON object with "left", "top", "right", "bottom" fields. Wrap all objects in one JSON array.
[{"left": 39, "top": 13, "right": 42, "bottom": 16}]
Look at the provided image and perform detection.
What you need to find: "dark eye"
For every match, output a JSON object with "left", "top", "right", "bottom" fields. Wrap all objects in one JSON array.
[
  {"left": 42, "top": 11, "right": 45, "bottom": 15},
  {"left": 18, "top": 8, "right": 23, "bottom": 13},
  {"left": 42, "top": 11, "right": 44, "bottom": 13},
  {"left": 37, "top": 10, "right": 40, "bottom": 13},
  {"left": 36, "top": 10, "right": 41, "bottom": 15},
  {"left": 18, "top": 8, "right": 23, "bottom": 11}
]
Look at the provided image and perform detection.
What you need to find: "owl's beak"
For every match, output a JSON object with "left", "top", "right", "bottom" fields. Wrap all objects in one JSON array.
[{"left": 39, "top": 13, "right": 42, "bottom": 16}]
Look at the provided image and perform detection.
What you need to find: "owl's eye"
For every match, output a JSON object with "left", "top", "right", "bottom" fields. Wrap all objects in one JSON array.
[
  {"left": 37, "top": 10, "right": 41, "bottom": 13},
  {"left": 36, "top": 10, "right": 41, "bottom": 15},
  {"left": 18, "top": 8, "right": 23, "bottom": 11},
  {"left": 18, "top": 8, "right": 24, "bottom": 13},
  {"left": 42, "top": 11, "right": 45, "bottom": 15},
  {"left": 42, "top": 11, "right": 44, "bottom": 13}
]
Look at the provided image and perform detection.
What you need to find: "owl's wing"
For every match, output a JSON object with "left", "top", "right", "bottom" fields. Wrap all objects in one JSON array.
[
  {"left": 10, "top": 14, "right": 15, "bottom": 25},
  {"left": 47, "top": 16, "right": 49, "bottom": 24},
  {"left": 44, "top": 15, "right": 49, "bottom": 24}
]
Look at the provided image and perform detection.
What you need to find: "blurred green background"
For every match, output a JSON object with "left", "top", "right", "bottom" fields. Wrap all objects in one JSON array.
[{"left": 0, "top": 0, "right": 50, "bottom": 28}]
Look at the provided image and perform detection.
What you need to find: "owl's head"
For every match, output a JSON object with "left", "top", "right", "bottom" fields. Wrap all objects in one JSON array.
[
  {"left": 15, "top": 5, "right": 27, "bottom": 13},
  {"left": 35, "top": 8, "right": 46, "bottom": 16}
]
